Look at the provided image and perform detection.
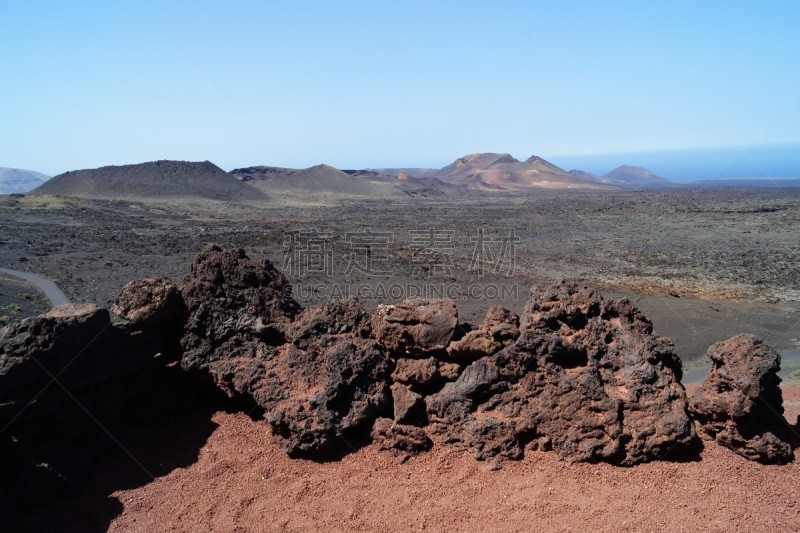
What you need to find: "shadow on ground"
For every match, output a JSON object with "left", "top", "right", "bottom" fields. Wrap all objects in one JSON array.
[{"left": 0, "top": 387, "right": 235, "bottom": 533}]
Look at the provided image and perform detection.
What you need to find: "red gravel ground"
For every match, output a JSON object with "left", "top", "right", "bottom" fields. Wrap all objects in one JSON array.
[{"left": 107, "top": 386, "right": 800, "bottom": 532}]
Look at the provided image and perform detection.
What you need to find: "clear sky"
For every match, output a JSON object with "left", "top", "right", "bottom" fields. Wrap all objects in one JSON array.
[{"left": 2, "top": 1, "right": 799, "bottom": 178}]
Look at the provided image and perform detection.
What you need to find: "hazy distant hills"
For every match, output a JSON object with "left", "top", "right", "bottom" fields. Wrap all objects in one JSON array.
[
  {"left": 0, "top": 167, "right": 49, "bottom": 194},
  {"left": 232, "top": 153, "right": 610, "bottom": 200},
  {"left": 366, "top": 168, "right": 439, "bottom": 179},
  {"left": 568, "top": 169, "right": 601, "bottom": 181},
  {"left": 28, "top": 152, "right": 795, "bottom": 204},
  {"left": 431, "top": 153, "right": 609, "bottom": 191},
  {"left": 230, "top": 164, "right": 446, "bottom": 201},
  {"left": 599, "top": 165, "right": 669, "bottom": 187},
  {"left": 33, "top": 160, "right": 266, "bottom": 201},
  {"left": 566, "top": 166, "right": 672, "bottom": 188}
]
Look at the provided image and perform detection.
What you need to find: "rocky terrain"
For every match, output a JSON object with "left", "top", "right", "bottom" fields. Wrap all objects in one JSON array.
[
  {"left": 0, "top": 273, "right": 50, "bottom": 326},
  {"left": 1, "top": 243, "right": 798, "bottom": 531}
]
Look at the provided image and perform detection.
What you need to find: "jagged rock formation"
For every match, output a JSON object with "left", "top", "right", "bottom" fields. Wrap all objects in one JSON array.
[
  {"left": 8, "top": 244, "right": 793, "bottom": 478},
  {"left": 180, "top": 244, "right": 300, "bottom": 380},
  {"left": 690, "top": 334, "right": 794, "bottom": 464},
  {"left": 427, "top": 284, "right": 696, "bottom": 465},
  {"left": 179, "top": 246, "right": 389, "bottom": 456},
  {"left": 176, "top": 248, "right": 698, "bottom": 463},
  {"left": 262, "top": 299, "right": 391, "bottom": 456}
]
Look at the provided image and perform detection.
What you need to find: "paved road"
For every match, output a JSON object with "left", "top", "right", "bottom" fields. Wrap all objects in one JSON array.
[{"left": 0, "top": 267, "right": 70, "bottom": 307}]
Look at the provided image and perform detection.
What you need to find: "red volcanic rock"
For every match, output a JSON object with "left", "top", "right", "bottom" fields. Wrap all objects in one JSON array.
[
  {"left": 391, "top": 357, "right": 439, "bottom": 392},
  {"left": 391, "top": 383, "right": 425, "bottom": 425},
  {"left": 427, "top": 283, "right": 696, "bottom": 465},
  {"left": 371, "top": 298, "right": 458, "bottom": 356},
  {"left": 180, "top": 244, "right": 300, "bottom": 377},
  {"left": 371, "top": 417, "right": 432, "bottom": 461},
  {"left": 180, "top": 247, "right": 390, "bottom": 457},
  {"left": 263, "top": 299, "right": 390, "bottom": 456},
  {"left": 690, "top": 334, "right": 794, "bottom": 464},
  {"left": 438, "top": 361, "right": 463, "bottom": 381},
  {"left": 112, "top": 277, "right": 184, "bottom": 326},
  {"left": 447, "top": 306, "right": 519, "bottom": 360}
]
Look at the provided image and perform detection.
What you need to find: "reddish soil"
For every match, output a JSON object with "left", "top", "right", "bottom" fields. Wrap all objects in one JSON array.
[{"left": 106, "top": 386, "right": 800, "bottom": 532}]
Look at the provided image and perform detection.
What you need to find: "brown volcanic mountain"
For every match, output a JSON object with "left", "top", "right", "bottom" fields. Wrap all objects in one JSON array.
[
  {"left": 33, "top": 160, "right": 266, "bottom": 201},
  {"left": 432, "top": 153, "right": 609, "bottom": 191}
]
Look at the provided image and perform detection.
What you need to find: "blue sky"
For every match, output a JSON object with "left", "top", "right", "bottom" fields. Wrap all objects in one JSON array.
[{"left": 1, "top": 1, "right": 799, "bottom": 178}]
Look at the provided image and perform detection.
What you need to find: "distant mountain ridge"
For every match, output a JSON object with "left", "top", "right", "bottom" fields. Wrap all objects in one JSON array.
[
  {"left": 0, "top": 167, "right": 50, "bottom": 194},
  {"left": 24, "top": 154, "right": 688, "bottom": 203},
  {"left": 33, "top": 160, "right": 266, "bottom": 201}
]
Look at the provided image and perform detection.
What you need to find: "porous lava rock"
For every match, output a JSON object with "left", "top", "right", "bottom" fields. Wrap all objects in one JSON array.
[
  {"left": 426, "top": 283, "right": 696, "bottom": 465},
  {"left": 371, "top": 298, "right": 458, "bottom": 355},
  {"left": 447, "top": 306, "right": 519, "bottom": 361},
  {"left": 180, "top": 244, "right": 300, "bottom": 382},
  {"left": 689, "top": 334, "right": 794, "bottom": 464},
  {"left": 371, "top": 417, "right": 433, "bottom": 461},
  {"left": 180, "top": 248, "right": 390, "bottom": 456},
  {"left": 263, "top": 299, "right": 391, "bottom": 456},
  {"left": 391, "top": 357, "right": 440, "bottom": 392},
  {"left": 111, "top": 277, "right": 185, "bottom": 327}
]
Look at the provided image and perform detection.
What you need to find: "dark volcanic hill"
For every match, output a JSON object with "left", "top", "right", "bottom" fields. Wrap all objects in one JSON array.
[
  {"left": 0, "top": 167, "right": 49, "bottom": 194},
  {"left": 33, "top": 160, "right": 265, "bottom": 201},
  {"left": 601, "top": 165, "right": 669, "bottom": 187},
  {"left": 433, "top": 153, "right": 609, "bottom": 191}
]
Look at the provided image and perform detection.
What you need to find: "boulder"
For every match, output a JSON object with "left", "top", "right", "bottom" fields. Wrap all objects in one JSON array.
[
  {"left": 426, "top": 283, "right": 696, "bottom": 465},
  {"left": 690, "top": 334, "right": 794, "bottom": 464},
  {"left": 111, "top": 277, "right": 184, "bottom": 327},
  {"left": 371, "top": 298, "right": 458, "bottom": 355}
]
